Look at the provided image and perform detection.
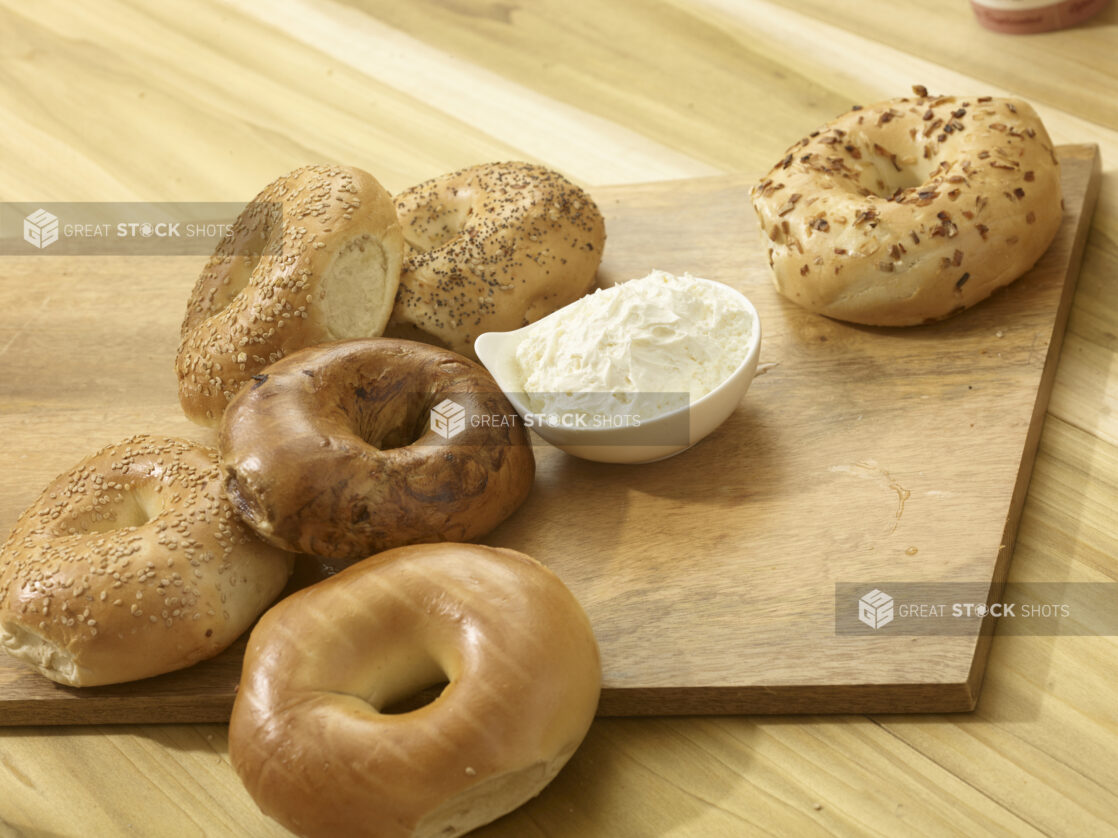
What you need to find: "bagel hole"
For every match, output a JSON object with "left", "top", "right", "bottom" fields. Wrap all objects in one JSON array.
[
  {"left": 867, "top": 163, "right": 930, "bottom": 197},
  {"left": 380, "top": 680, "right": 450, "bottom": 715},
  {"left": 204, "top": 206, "right": 281, "bottom": 316},
  {"left": 351, "top": 389, "right": 433, "bottom": 450},
  {"left": 369, "top": 649, "right": 451, "bottom": 715},
  {"left": 402, "top": 203, "right": 469, "bottom": 255},
  {"left": 210, "top": 263, "right": 252, "bottom": 313},
  {"left": 856, "top": 155, "right": 936, "bottom": 198},
  {"left": 78, "top": 487, "right": 163, "bottom": 534}
]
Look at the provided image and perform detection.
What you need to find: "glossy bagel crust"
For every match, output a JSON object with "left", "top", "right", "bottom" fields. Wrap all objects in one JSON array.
[
  {"left": 0, "top": 435, "right": 293, "bottom": 686},
  {"left": 751, "top": 92, "right": 1062, "bottom": 325},
  {"left": 388, "top": 161, "right": 606, "bottom": 357},
  {"left": 219, "top": 338, "right": 535, "bottom": 560},
  {"left": 176, "top": 164, "right": 404, "bottom": 426},
  {"left": 229, "top": 543, "right": 602, "bottom": 838}
]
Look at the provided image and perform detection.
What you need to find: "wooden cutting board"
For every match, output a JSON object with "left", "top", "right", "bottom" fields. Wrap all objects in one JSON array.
[{"left": 0, "top": 145, "right": 1100, "bottom": 724}]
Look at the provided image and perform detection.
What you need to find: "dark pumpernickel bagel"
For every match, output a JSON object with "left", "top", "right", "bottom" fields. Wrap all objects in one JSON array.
[{"left": 218, "top": 338, "right": 535, "bottom": 560}]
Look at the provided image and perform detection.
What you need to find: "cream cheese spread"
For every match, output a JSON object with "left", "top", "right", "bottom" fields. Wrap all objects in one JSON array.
[{"left": 513, "top": 270, "right": 752, "bottom": 419}]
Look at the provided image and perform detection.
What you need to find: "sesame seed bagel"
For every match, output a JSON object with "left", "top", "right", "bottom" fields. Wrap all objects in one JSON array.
[
  {"left": 176, "top": 164, "right": 405, "bottom": 426},
  {"left": 0, "top": 435, "right": 293, "bottom": 687},
  {"left": 229, "top": 542, "right": 601, "bottom": 838},
  {"left": 750, "top": 91, "right": 1062, "bottom": 325},
  {"left": 386, "top": 161, "right": 606, "bottom": 357},
  {"left": 219, "top": 338, "right": 535, "bottom": 561}
]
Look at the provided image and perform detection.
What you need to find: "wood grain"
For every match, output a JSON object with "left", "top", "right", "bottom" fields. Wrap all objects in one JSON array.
[{"left": 0, "top": 146, "right": 1099, "bottom": 725}]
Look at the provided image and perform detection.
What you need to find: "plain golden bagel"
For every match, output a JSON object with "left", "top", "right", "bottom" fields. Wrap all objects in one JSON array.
[
  {"left": 176, "top": 164, "right": 405, "bottom": 426},
  {"left": 229, "top": 543, "right": 602, "bottom": 838},
  {"left": 0, "top": 435, "right": 293, "bottom": 687},
  {"left": 750, "top": 90, "right": 1062, "bottom": 325},
  {"left": 387, "top": 161, "right": 606, "bottom": 357},
  {"left": 218, "top": 338, "right": 535, "bottom": 560}
]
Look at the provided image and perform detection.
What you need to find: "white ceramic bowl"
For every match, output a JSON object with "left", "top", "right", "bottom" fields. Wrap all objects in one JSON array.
[{"left": 473, "top": 279, "right": 762, "bottom": 464}]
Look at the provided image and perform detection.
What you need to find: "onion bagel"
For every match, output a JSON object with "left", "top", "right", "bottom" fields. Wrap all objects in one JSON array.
[
  {"left": 219, "top": 338, "right": 535, "bottom": 560},
  {"left": 176, "top": 164, "right": 404, "bottom": 426},
  {"left": 387, "top": 161, "right": 606, "bottom": 357},
  {"left": 751, "top": 90, "right": 1062, "bottom": 325},
  {"left": 229, "top": 543, "right": 601, "bottom": 838},
  {"left": 0, "top": 435, "right": 293, "bottom": 687}
]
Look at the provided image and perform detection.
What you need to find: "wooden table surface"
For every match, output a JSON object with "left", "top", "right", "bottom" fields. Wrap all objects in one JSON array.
[{"left": 1, "top": 1, "right": 1116, "bottom": 836}]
